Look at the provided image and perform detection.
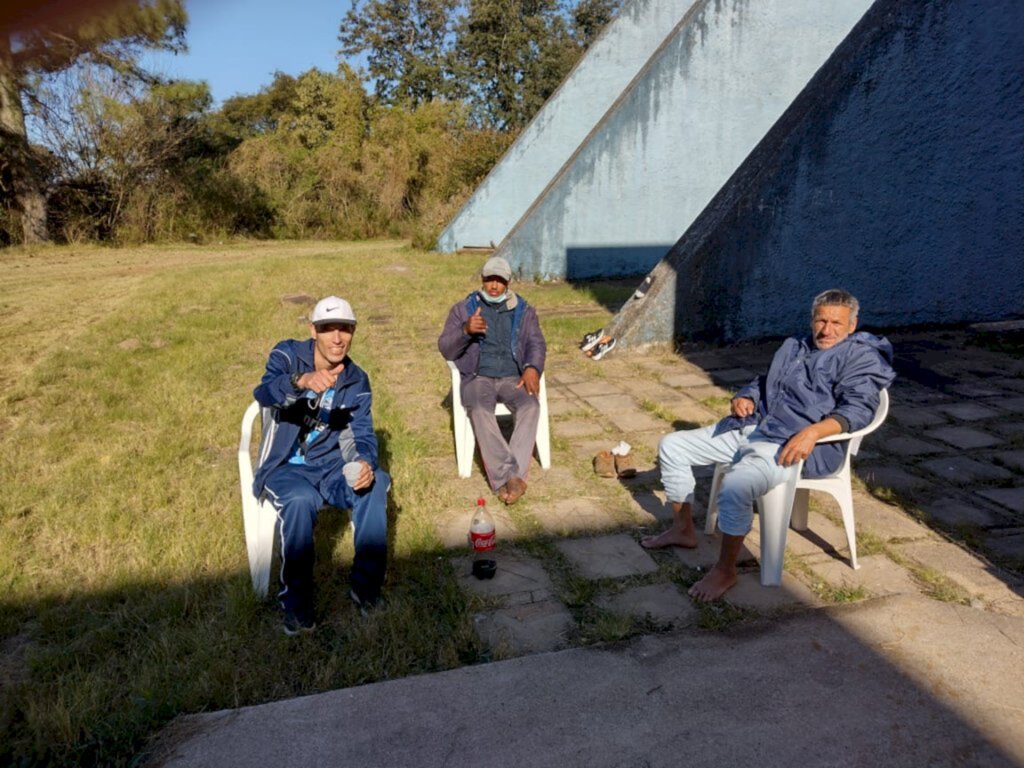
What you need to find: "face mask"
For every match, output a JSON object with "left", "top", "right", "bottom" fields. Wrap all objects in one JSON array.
[{"left": 480, "top": 289, "right": 508, "bottom": 305}]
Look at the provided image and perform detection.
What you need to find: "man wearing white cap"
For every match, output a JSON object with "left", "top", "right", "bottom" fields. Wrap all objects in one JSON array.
[
  {"left": 439, "top": 256, "right": 547, "bottom": 504},
  {"left": 252, "top": 296, "right": 389, "bottom": 635}
]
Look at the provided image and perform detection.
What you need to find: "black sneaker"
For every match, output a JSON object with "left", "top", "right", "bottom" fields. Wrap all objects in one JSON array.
[
  {"left": 282, "top": 610, "right": 316, "bottom": 637},
  {"left": 349, "top": 588, "right": 382, "bottom": 617},
  {"left": 591, "top": 337, "right": 617, "bottom": 360},
  {"left": 579, "top": 328, "right": 604, "bottom": 352}
]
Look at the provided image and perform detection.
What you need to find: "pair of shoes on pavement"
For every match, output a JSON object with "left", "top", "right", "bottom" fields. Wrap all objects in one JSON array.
[
  {"left": 593, "top": 449, "right": 637, "bottom": 479},
  {"left": 580, "top": 329, "right": 617, "bottom": 360},
  {"left": 500, "top": 476, "right": 527, "bottom": 505}
]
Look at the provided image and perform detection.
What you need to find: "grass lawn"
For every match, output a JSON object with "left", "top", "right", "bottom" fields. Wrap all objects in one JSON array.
[{"left": 0, "top": 240, "right": 633, "bottom": 766}]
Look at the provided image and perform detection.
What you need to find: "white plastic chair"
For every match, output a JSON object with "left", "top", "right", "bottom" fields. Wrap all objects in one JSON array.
[
  {"left": 705, "top": 389, "right": 890, "bottom": 586},
  {"left": 238, "top": 401, "right": 277, "bottom": 597},
  {"left": 447, "top": 360, "right": 551, "bottom": 479}
]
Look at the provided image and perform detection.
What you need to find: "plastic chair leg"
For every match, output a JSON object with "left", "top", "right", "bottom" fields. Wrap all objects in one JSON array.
[
  {"left": 757, "top": 465, "right": 801, "bottom": 587},
  {"left": 790, "top": 488, "right": 810, "bottom": 531},
  {"left": 705, "top": 464, "right": 725, "bottom": 534},
  {"left": 834, "top": 483, "right": 860, "bottom": 570}
]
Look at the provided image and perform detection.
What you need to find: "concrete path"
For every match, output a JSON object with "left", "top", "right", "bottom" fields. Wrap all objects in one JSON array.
[
  {"left": 153, "top": 323, "right": 1024, "bottom": 766},
  {"left": 155, "top": 594, "right": 1024, "bottom": 767}
]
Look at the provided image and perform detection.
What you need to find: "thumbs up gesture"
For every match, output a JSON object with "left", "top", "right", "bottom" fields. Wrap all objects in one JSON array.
[{"left": 464, "top": 306, "right": 487, "bottom": 336}]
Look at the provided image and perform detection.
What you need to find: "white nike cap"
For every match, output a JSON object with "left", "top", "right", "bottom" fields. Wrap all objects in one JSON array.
[{"left": 310, "top": 296, "right": 357, "bottom": 326}]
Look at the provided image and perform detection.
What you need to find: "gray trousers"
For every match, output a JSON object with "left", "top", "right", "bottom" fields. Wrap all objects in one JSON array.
[{"left": 462, "top": 375, "right": 540, "bottom": 491}]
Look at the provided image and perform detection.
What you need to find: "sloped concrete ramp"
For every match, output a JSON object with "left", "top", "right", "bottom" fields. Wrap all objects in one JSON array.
[
  {"left": 154, "top": 594, "right": 1024, "bottom": 767},
  {"left": 609, "top": 0, "right": 1024, "bottom": 347},
  {"left": 493, "top": 0, "right": 874, "bottom": 279},
  {"left": 436, "top": 0, "right": 690, "bottom": 253}
]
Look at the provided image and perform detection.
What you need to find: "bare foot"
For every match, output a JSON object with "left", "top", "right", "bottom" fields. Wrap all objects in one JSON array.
[
  {"left": 688, "top": 565, "right": 738, "bottom": 602},
  {"left": 504, "top": 477, "right": 527, "bottom": 505},
  {"left": 640, "top": 526, "right": 697, "bottom": 550}
]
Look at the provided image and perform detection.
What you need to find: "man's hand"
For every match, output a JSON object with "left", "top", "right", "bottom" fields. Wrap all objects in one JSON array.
[
  {"left": 777, "top": 418, "right": 843, "bottom": 467},
  {"left": 464, "top": 307, "right": 487, "bottom": 336},
  {"left": 351, "top": 459, "right": 374, "bottom": 491},
  {"left": 297, "top": 362, "right": 345, "bottom": 393},
  {"left": 730, "top": 396, "right": 755, "bottom": 418},
  {"left": 517, "top": 366, "right": 541, "bottom": 397}
]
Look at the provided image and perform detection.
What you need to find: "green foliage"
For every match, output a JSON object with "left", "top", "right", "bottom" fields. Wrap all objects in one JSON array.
[{"left": 340, "top": 0, "right": 463, "bottom": 106}]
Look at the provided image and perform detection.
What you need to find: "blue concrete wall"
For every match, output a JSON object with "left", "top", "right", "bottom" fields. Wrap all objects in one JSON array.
[
  {"left": 613, "top": 0, "right": 1024, "bottom": 347},
  {"left": 436, "top": 0, "right": 689, "bottom": 252},
  {"left": 496, "top": 0, "right": 874, "bottom": 280}
]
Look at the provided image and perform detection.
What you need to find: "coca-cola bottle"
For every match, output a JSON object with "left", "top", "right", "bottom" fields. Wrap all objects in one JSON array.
[{"left": 469, "top": 498, "right": 497, "bottom": 579}]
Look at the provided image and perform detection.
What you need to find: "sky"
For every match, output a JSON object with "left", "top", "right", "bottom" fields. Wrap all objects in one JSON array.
[{"left": 143, "top": 0, "right": 354, "bottom": 105}]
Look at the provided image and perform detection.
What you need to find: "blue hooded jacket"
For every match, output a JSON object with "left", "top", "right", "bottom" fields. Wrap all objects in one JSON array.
[
  {"left": 251, "top": 338, "right": 378, "bottom": 495},
  {"left": 716, "top": 331, "right": 895, "bottom": 478}
]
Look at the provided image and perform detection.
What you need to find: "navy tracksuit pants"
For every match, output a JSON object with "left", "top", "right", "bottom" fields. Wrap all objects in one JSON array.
[{"left": 263, "top": 461, "right": 389, "bottom": 616}]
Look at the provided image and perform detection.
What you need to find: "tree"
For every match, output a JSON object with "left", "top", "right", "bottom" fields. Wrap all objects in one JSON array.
[
  {"left": 339, "top": 0, "right": 462, "bottom": 107},
  {"left": 454, "top": 0, "right": 578, "bottom": 129},
  {"left": 0, "top": 0, "right": 186, "bottom": 244}
]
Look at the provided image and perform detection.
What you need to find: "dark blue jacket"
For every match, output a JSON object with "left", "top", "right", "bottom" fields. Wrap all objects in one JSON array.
[
  {"left": 716, "top": 332, "right": 895, "bottom": 478},
  {"left": 252, "top": 338, "right": 378, "bottom": 495},
  {"left": 438, "top": 291, "right": 546, "bottom": 380}
]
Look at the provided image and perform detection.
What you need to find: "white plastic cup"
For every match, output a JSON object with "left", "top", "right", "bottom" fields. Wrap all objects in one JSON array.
[{"left": 342, "top": 461, "right": 363, "bottom": 487}]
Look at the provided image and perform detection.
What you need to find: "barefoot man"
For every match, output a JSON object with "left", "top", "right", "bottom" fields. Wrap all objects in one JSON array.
[{"left": 642, "top": 289, "right": 894, "bottom": 601}]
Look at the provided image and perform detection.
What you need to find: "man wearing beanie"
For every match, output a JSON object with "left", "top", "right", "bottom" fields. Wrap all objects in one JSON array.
[
  {"left": 252, "top": 296, "right": 389, "bottom": 635},
  {"left": 439, "top": 256, "right": 547, "bottom": 504}
]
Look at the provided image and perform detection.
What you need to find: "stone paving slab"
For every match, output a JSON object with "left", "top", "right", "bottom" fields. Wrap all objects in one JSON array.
[
  {"left": 555, "top": 533, "right": 658, "bottom": 580},
  {"left": 664, "top": 401, "right": 720, "bottom": 428},
  {"left": 619, "top": 378, "right": 688, "bottom": 402},
  {"left": 935, "top": 402, "right": 1005, "bottom": 421},
  {"left": 805, "top": 554, "right": 920, "bottom": 598},
  {"left": 626, "top": 489, "right": 669, "bottom": 524},
  {"left": 552, "top": 417, "right": 607, "bottom": 439},
  {"left": 567, "top": 380, "right": 626, "bottom": 398},
  {"left": 995, "top": 397, "right": 1024, "bottom": 414},
  {"left": 454, "top": 553, "right": 555, "bottom": 605},
  {"left": 919, "top": 456, "right": 1015, "bottom": 482},
  {"left": 436, "top": 505, "right": 520, "bottom": 548},
  {"left": 897, "top": 540, "right": 1024, "bottom": 606},
  {"left": 604, "top": 408, "right": 667, "bottom": 435},
  {"left": 924, "top": 426, "right": 1004, "bottom": 450},
  {"left": 576, "top": 394, "right": 638, "bottom": 417},
  {"left": 547, "top": 397, "right": 590, "bottom": 417},
  {"left": 709, "top": 367, "right": 757, "bottom": 385},
  {"left": 472, "top": 600, "right": 575, "bottom": 654},
  {"left": 723, "top": 572, "right": 822, "bottom": 611},
  {"left": 534, "top": 497, "right": 624, "bottom": 536},
  {"left": 840, "top": 494, "right": 939, "bottom": 541},
  {"left": 667, "top": 532, "right": 757, "bottom": 569},
  {"left": 977, "top": 487, "right": 1024, "bottom": 514},
  {"left": 922, "top": 498, "right": 1015, "bottom": 530},
  {"left": 597, "top": 583, "right": 698, "bottom": 627},
  {"left": 858, "top": 465, "right": 931, "bottom": 494},
  {"left": 660, "top": 372, "right": 712, "bottom": 388},
  {"left": 882, "top": 436, "right": 948, "bottom": 456},
  {"left": 780, "top": 513, "right": 852, "bottom": 559},
  {"left": 995, "top": 450, "right": 1024, "bottom": 472},
  {"left": 686, "top": 385, "right": 735, "bottom": 402},
  {"left": 888, "top": 407, "right": 949, "bottom": 428},
  {"left": 948, "top": 382, "right": 1009, "bottom": 398},
  {"left": 983, "top": 532, "right": 1024, "bottom": 563}
]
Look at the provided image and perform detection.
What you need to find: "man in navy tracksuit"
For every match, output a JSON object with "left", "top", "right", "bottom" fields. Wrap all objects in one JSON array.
[
  {"left": 253, "top": 296, "right": 389, "bottom": 635},
  {"left": 642, "top": 289, "right": 895, "bottom": 602}
]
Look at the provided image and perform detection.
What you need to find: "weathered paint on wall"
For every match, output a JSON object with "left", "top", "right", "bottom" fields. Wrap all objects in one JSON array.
[
  {"left": 436, "top": 0, "right": 689, "bottom": 252},
  {"left": 496, "top": 0, "right": 874, "bottom": 279},
  {"left": 611, "top": 0, "right": 1024, "bottom": 347}
]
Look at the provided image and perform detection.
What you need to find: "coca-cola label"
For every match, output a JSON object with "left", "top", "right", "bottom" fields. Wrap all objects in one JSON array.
[{"left": 471, "top": 529, "right": 496, "bottom": 552}]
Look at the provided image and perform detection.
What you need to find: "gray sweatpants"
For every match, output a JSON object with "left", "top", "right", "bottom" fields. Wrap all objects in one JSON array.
[{"left": 462, "top": 375, "right": 540, "bottom": 491}]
